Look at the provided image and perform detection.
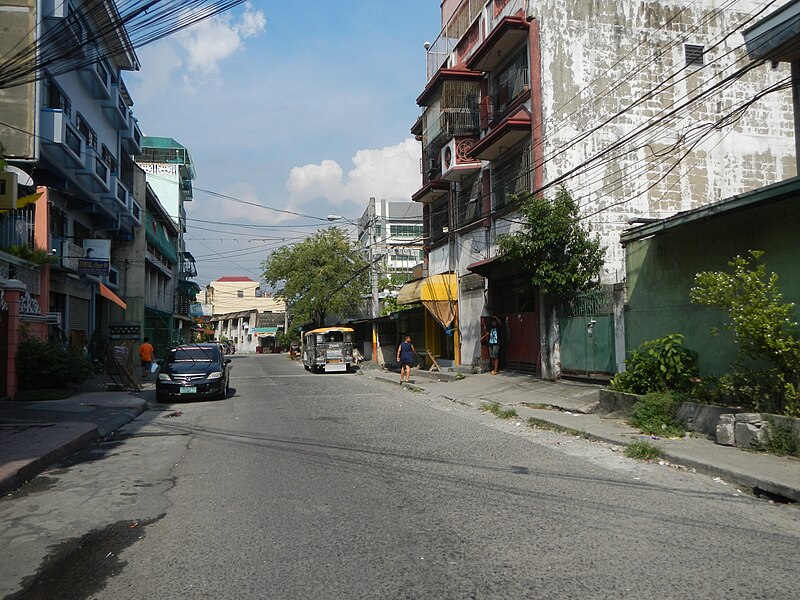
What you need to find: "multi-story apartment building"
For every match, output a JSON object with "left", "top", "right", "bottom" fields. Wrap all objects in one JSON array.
[
  {"left": 358, "top": 197, "right": 424, "bottom": 283},
  {"left": 411, "top": 0, "right": 795, "bottom": 374},
  {"left": 0, "top": 0, "right": 143, "bottom": 368},
  {"left": 134, "top": 136, "right": 199, "bottom": 345}
]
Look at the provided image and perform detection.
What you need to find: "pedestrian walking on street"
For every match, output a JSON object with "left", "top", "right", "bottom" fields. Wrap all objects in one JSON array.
[
  {"left": 482, "top": 316, "right": 501, "bottom": 375},
  {"left": 138, "top": 337, "right": 154, "bottom": 380},
  {"left": 396, "top": 335, "right": 416, "bottom": 384}
]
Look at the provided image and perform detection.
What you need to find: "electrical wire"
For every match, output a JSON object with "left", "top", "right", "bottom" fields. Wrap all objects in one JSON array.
[{"left": 0, "top": 0, "right": 249, "bottom": 89}]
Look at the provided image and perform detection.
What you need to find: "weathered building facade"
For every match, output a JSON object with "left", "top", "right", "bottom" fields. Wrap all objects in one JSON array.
[{"left": 411, "top": 0, "right": 795, "bottom": 374}]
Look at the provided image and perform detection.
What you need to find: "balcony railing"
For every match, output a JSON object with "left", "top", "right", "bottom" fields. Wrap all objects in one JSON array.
[
  {"left": 425, "top": 0, "right": 528, "bottom": 81},
  {"left": 0, "top": 205, "right": 35, "bottom": 250},
  {"left": 425, "top": 0, "right": 485, "bottom": 80},
  {"left": 421, "top": 80, "right": 481, "bottom": 146}
]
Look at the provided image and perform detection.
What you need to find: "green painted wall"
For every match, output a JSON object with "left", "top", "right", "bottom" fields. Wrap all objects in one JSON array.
[{"left": 625, "top": 194, "right": 800, "bottom": 376}]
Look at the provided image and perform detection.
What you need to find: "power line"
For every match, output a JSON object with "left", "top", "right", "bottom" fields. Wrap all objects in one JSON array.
[{"left": 0, "top": 0, "right": 249, "bottom": 89}]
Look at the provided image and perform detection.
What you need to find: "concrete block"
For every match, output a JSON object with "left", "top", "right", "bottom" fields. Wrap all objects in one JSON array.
[
  {"left": 718, "top": 413, "right": 735, "bottom": 425},
  {"left": 677, "top": 402, "right": 736, "bottom": 435},
  {"left": 716, "top": 423, "right": 735, "bottom": 446},
  {"left": 598, "top": 390, "right": 638, "bottom": 416},
  {"left": 735, "top": 422, "right": 766, "bottom": 449},
  {"left": 735, "top": 413, "right": 763, "bottom": 424}
]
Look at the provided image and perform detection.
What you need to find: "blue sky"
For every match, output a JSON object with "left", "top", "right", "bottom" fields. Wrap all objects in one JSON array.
[{"left": 126, "top": 0, "right": 441, "bottom": 287}]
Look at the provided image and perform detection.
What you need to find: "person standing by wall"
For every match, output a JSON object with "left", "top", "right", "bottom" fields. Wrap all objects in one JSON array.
[
  {"left": 396, "top": 334, "right": 416, "bottom": 384},
  {"left": 481, "top": 316, "right": 501, "bottom": 375},
  {"left": 138, "top": 337, "right": 154, "bottom": 380}
]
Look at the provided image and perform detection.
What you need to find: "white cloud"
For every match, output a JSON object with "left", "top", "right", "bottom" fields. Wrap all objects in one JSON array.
[
  {"left": 132, "top": 42, "right": 183, "bottom": 104},
  {"left": 132, "top": 3, "right": 265, "bottom": 96},
  {"left": 285, "top": 138, "right": 422, "bottom": 213},
  {"left": 177, "top": 4, "right": 265, "bottom": 76}
]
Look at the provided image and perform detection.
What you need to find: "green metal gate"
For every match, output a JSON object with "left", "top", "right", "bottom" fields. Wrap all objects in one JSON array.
[{"left": 559, "top": 288, "right": 616, "bottom": 376}]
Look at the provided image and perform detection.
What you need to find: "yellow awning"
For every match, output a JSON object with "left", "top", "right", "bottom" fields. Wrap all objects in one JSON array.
[
  {"left": 396, "top": 279, "right": 422, "bottom": 305},
  {"left": 99, "top": 282, "right": 127, "bottom": 310},
  {"left": 420, "top": 273, "right": 457, "bottom": 302},
  {"left": 420, "top": 274, "right": 458, "bottom": 329}
]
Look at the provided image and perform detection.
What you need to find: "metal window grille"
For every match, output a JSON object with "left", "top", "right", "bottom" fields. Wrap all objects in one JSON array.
[
  {"left": 562, "top": 288, "right": 614, "bottom": 317},
  {"left": 456, "top": 173, "right": 482, "bottom": 228},
  {"left": 492, "top": 144, "right": 532, "bottom": 210}
]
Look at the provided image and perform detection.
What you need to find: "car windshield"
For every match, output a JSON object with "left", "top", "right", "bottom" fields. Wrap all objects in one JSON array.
[{"left": 168, "top": 347, "right": 218, "bottom": 363}]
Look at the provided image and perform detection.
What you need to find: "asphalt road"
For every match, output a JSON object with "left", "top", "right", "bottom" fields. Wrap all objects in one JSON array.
[{"left": 2, "top": 354, "right": 799, "bottom": 599}]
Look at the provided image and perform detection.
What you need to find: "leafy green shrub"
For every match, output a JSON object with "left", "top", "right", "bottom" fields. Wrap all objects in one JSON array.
[
  {"left": 609, "top": 333, "right": 697, "bottom": 394},
  {"left": 691, "top": 251, "right": 800, "bottom": 417},
  {"left": 2, "top": 245, "right": 57, "bottom": 266},
  {"left": 629, "top": 391, "right": 686, "bottom": 437},
  {"left": 711, "top": 365, "right": 791, "bottom": 415},
  {"left": 767, "top": 418, "right": 800, "bottom": 457},
  {"left": 624, "top": 440, "right": 661, "bottom": 461},
  {"left": 16, "top": 330, "right": 93, "bottom": 390}
]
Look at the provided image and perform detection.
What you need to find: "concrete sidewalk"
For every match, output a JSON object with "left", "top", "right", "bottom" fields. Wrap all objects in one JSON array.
[
  {"left": 371, "top": 368, "right": 800, "bottom": 503},
  {"left": 0, "top": 392, "right": 147, "bottom": 497}
]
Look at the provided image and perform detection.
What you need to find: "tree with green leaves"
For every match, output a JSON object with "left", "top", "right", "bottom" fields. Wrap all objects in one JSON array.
[
  {"left": 261, "top": 228, "right": 369, "bottom": 329},
  {"left": 497, "top": 187, "right": 606, "bottom": 379},
  {"left": 690, "top": 250, "right": 800, "bottom": 415},
  {"left": 498, "top": 187, "right": 605, "bottom": 302}
]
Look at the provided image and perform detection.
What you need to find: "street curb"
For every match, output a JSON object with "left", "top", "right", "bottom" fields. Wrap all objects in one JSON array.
[
  {"left": 368, "top": 373, "right": 800, "bottom": 503},
  {"left": 0, "top": 422, "right": 97, "bottom": 497}
]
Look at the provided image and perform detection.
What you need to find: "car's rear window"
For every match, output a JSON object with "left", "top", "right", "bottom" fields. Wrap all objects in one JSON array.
[{"left": 168, "top": 347, "right": 219, "bottom": 363}]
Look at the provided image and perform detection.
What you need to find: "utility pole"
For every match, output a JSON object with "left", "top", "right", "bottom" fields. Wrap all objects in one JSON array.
[
  {"left": 369, "top": 197, "right": 379, "bottom": 319},
  {"left": 368, "top": 197, "right": 379, "bottom": 363}
]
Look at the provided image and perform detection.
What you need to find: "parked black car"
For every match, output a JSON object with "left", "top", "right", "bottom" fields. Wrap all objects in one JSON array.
[{"left": 156, "top": 344, "right": 232, "bottom": 402}]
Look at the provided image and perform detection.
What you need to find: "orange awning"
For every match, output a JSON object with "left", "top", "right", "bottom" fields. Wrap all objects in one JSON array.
[{"left": 99, "top": 282, "right": 127, "bottom": 310}]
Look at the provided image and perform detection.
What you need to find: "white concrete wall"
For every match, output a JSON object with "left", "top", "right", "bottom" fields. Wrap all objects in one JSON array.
[{"left": 533, "top": 0, "right": 796, "bottom": 281}]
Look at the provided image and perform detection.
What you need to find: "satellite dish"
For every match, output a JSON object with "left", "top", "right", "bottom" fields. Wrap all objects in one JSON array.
[{"left": 5, "top": 166, "right": 34, "bottom": 186}]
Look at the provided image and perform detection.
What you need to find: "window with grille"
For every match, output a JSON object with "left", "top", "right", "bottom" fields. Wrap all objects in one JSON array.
[
  {"left": 102, "top": 145, "right": 117, "bottom": 174},
  {"left": 76, "top": 113, "right": 97, "bottom": 148},
  {"left": 429, "top": 197, "right": 449, "bottom": 246},
  {"left": 44, "top": 77, "right": 71, "bottom": 116},
  {"left": 488, "top": 46, "right": 530, "bottom": 121},
  {"left": 685, "top": 44, "right": 704, "bottom": 67},
  {"left": 492, "top": 143, "right": 532, "bottom": 211},
  {"left": 455, "top": 173, "right": 482, "bottom": 228}
]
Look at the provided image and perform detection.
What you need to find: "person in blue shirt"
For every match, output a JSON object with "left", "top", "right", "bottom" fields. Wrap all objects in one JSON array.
[
  {"left": 482, "top": 316, "right": 501, "bottom": 375},
  {"left": 396, "top": 334, "right": 416, "bottom": 384}
]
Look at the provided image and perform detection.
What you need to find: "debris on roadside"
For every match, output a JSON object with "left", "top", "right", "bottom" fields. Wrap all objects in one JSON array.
[{"left": 164, "top": 410, "right": 182, "bottom": 418}]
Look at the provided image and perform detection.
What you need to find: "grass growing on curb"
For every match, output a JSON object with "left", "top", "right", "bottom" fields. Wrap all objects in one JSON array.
[
  {"left": 526, "top": 417, "right": 588, "bottom": 439},
  {"left": 624, "top": 440, "right": 661, "bottom": 461},
  {"left": 480, "top": 402, "right": 518, "bottom": 419},
  {"left": 522, "top": 402, "right": 555, "bottom": 410}
]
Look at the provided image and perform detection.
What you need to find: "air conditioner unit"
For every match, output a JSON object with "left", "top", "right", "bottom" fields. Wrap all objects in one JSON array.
[
  {"left": 440, "top": 137, "right": 480, "bottom": 181},
  {"left": 46, "top": 312, "right": 62, "bottom": 325},
  {"left": 440, "top": 139, "right": 457, "bottom": 177},
  {"left": 0, "top": 171, "right": 19, "bottom": 209}
]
